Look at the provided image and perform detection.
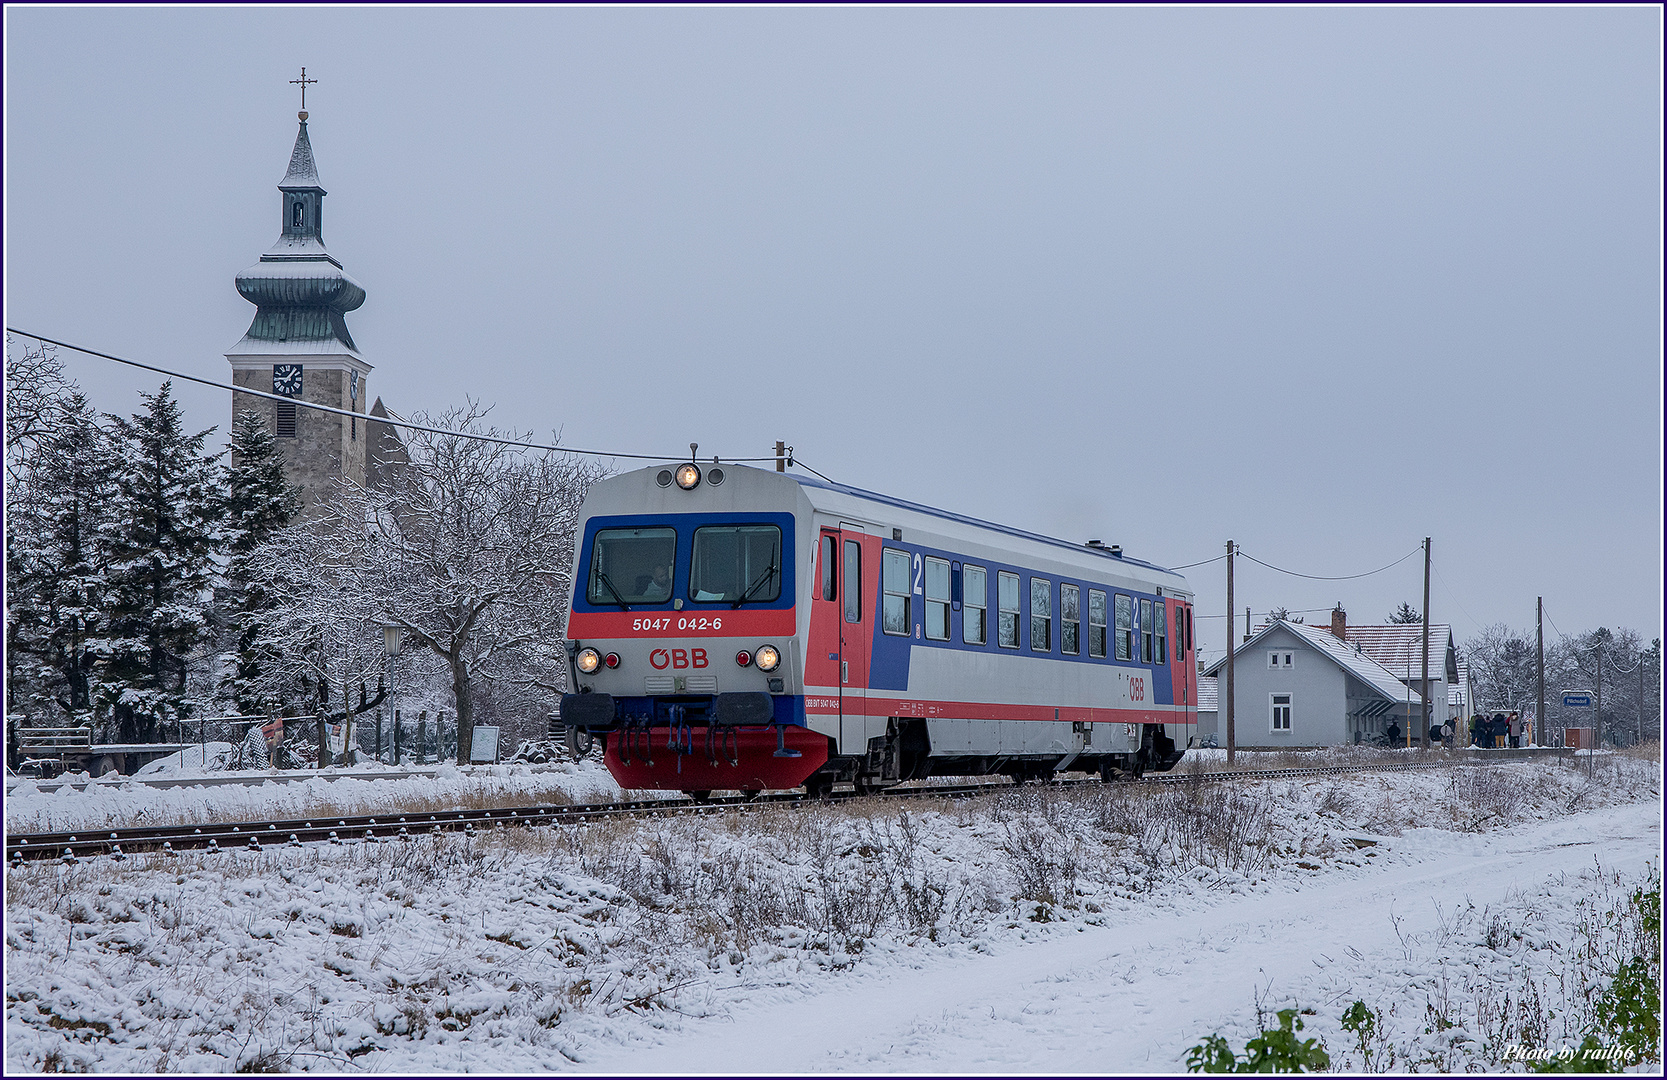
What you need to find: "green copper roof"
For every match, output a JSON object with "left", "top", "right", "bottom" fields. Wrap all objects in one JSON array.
[{"left": 231, "top": 114, "right": 365, "bottom": 356}]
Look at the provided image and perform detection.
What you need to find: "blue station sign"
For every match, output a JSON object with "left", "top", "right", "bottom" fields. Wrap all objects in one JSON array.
[{"left": 1561, "top": 692, "right": 1594, "bottom": 709}]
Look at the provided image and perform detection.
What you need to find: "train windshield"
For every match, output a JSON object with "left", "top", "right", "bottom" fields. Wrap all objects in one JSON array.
[
  {"left": 588, "top": 528, "right": 677, "bottom": 606},
  {"left": 689, "top": 525, "right": 781, "bottom": 604}
]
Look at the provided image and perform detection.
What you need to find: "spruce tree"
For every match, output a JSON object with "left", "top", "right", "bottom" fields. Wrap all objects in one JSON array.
[
  {"left": 96, "top": 383, "right": 222, "bottom": 742},
  {"left": 4, "top": 389, "right": 120, "bottom": 725},
  {"left": 218, "top": 409, "right": 299, "bottom": 713}
]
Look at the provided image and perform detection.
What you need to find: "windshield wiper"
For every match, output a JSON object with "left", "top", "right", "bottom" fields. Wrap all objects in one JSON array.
[
  {"left": 731, "top": 562, "right": 778, "bottom": 609},
  {"left": 596, "top": 573, "right": 631, "bottom": 611}
]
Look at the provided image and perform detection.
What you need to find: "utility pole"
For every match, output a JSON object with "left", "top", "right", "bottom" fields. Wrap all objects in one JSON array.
[
  {"left": 1245, "top": 607, "right": 1251, "bottom": 642},
  {"left": 1595, "top": 638, "right": 1604, "bottom": 754},
  {"left": 1225, "top": 540, "right": 1236, "bottom": 767},
  {"left": 1420, "top": 537, "right": 1431, "bottom": 749},
  {"left": 1536, "top": 597, "right": 1545, "bottom": 748}
]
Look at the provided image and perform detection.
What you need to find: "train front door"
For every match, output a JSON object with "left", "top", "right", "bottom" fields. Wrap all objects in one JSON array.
[{"left": 838, "top": 530, "right": 870, "bottom": 753}]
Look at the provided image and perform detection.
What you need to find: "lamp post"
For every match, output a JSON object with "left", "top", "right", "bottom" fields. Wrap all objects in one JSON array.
[{"left": 383, "top": 625, "right": 401, "bottom": 766}]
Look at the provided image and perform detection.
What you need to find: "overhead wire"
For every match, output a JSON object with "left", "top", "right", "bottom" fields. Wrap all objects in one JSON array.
[
  {"left": 1429, "top": 562, "right": 1486, "bottom": 634},
  {"left": 1237, "top": 545, "right": 1423, "bottom": 581},
  {"left": 6, "top": 328, "right": 780, "bottom": 463},
  {"left": 1168, "top": 554, "right": 1227, "bottom": 571}
]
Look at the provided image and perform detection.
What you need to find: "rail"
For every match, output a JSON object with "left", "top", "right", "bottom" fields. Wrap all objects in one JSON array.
[{"left": 4, "top": 756, "right": 1529, "bottom": 864}]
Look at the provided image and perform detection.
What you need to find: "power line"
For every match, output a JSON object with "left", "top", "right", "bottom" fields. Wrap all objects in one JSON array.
[
  {"left": 1237, "top": 545, "right": 1422, "bottom": 581},
  {"left": 1429, "top": 561, "right": 1486, "bottom": 634},
  {"left": 7, "top": 328, "right": 779, "bottom": 464},
  {"left": 1169, "top": 554, "right": 1228, "bottom": 571},
  {"left": 1194, "top": 605, "right": 1336, "bottom": 621}
]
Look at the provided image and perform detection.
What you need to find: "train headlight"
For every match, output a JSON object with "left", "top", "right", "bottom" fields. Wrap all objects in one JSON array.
[
  {"left": 576, "top": 647, "right": 602, "bottom": 674},
  {"left": 674, "top": 463, "right": 701, "bottom": 490},
  {"left": 754, "top": 644, "right": 781, "bottom": 672}
]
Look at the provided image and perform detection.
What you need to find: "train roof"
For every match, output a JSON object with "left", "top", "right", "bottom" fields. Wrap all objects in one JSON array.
[{"left": 787, "top": 471, "right": 1188, "bottom": 585}]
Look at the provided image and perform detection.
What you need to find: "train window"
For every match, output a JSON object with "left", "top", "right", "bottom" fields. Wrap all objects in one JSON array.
[
  {"left": 588, "top": 527, "right": 677, "bottom": 606},
  {"left": 821, "top": 535, "right": 836, "bottom": 602},
  {"left": 1115, "top": 594, "right": 1133, "bottom": 660},
  {"left": 1186, "top": 606, "right": 1194, "bottom": 655},
  {"left": 1140, "top": 599, "right": 1153, "bottom": 663},
  {"left": 690, "top": 526, "right": 780, "bottom": 604},
  {"left": 882, "top": 548, "right": 911, "bottom": 635},
  {"left": 997, "top": 572, "right": 1020, "bottom": 648},
  {"left": 963, "top": 565, "right": 987, "bottom": 645},
  {"left": 843, "top": 540, "right": 862, "bottom": 623},
  {"left": 1088, "top": 589, "right": 1108, "bottom": 658},
  {"left": 1155, "top": 602, "right": 1167, "bottom": 665},
  {"left": 924, "top": 556, "right": 950, "bottom": 641},
  {"left": 1061, "top": 584, "right": 1080, "bottom": 656},
  {"left": 1030, "top": 578, "right": 1052, "bottom": 652}
]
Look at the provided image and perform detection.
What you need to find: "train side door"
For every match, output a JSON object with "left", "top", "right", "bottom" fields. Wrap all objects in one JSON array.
[
  {"left": 838, "top": 530, "right": 870, "bottom": 752},
  {"left": 806, "top": 530, "right": 845, "bottom": 713}
]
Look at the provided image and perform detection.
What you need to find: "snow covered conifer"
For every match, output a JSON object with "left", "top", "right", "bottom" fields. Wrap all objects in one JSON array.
[
  {"left": 218, "top": 409, "right": 300, "bottom": 713},
  {"left": 4, "top": 386, "right": 121, "bottom": 725},
  {"left": 95, "top": 383, "right": 223, "bottom": 742}
]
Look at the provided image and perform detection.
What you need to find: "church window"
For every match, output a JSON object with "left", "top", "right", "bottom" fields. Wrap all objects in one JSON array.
[
  {"left": 276, "top": 401, "right": 297, "bottom": 438},
  {"left": 292, "top": 200, "right": 304, "bottom": 228}
]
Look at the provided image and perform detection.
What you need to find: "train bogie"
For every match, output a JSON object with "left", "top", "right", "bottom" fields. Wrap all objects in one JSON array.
[{"left": 561, "top": 464, "right": 1196, "bottom": 796}]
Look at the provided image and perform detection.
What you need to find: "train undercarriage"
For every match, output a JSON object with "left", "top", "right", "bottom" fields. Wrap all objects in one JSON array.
[{"left": 567, "top": 703, "right": 1186, "bottom": 798}]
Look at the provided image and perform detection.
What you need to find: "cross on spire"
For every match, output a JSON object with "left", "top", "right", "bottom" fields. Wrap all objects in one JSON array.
[{"left": 289, "top": 67, "right": 317, "bottom": 113}]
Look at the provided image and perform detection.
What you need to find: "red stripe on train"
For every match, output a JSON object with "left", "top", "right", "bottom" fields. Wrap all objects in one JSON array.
[
  {"left": 568, "top": 608, "right": 796, "bottom": 639},
  {"left": 802, "top": 691, "right": 1192, "bottom": 726}
]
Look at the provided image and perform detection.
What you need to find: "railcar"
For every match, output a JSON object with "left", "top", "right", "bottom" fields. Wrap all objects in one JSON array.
[{"left": 560, "top": 462, "right": 1197, "bottom": 797}]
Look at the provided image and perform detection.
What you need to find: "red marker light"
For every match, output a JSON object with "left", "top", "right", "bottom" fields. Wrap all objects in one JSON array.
[
  {"left": 604, "top": 652, "right": 621, "bottom": 669},
  {"left": 735, "top": 650, "right": 752, "bottom": 667}
]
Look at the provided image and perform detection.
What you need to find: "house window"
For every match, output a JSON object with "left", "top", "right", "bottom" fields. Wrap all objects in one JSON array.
[
  {"left": 1114, "top": 594, "right": 1133, "bottom": 660},
  {"left": 997, "top": 571, "right": 1020, "bottom": 649},
  {"left": 1271, "top": 693, "right": 1293, "bottom": 732},
  {"left": 1155, "top": 601, "right": 1167, "bottom": 665},
  {"left": 275, "top": 400, "right": 297, "bottom": 438},
  {"left": 924, "top": 556, "right": 950, "bottom": 641},
  {"left": 1088, "top": 589, "right": 1107, "bottom": 658},
  {"left": 1139, "top": 598, "right": 1153, "bottom": 663},
  {"left": 882, "top": 548, "right": 911, "bottom": 635},
  {"left": 963, "top": 565, "right": 987, "bottom": 645},
  {"left": 1030, "top": 578, "right": 1052, "bottom": 652},
  {"left": 1060, "top": 584, "right": 1080, "bottom": 656},
  {"left": 1268, "top": 651, "right": 1293, "bottom": 669}
]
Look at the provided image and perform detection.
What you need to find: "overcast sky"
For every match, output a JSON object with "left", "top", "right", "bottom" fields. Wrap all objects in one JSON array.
[{"left": 6, "top": 6, "right": 1661, "bottom": 666}]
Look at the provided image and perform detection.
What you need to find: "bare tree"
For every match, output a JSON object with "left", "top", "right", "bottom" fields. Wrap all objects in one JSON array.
[{"left": 249, "top": 404, "right": 602, "bottom": 763}]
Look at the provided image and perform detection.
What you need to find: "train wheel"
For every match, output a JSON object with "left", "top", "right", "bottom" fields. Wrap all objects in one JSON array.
[
  {"left": 804, "top": 777, "right": 835, "bottom": 799},
  {"left": 686, "top": 790, "right": 712, "bottom": 803}
]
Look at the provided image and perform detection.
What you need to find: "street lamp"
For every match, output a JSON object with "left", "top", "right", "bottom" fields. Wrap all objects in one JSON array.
[{"left": 383, "top": 625, "right": 401, "bottom": 766}]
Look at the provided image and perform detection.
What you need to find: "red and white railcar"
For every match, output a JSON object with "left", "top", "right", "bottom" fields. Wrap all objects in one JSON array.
[{"left": 561, "top": 463, "right": 1196, "bottom": 797}]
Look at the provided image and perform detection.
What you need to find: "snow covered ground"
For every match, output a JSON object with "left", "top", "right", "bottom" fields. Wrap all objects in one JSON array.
[
  {"left": 5, "top": 753, "right": 1660, "bottom": 1073},
  {"left": 4, "top": 760, "right": 627, "bottom": 836}
]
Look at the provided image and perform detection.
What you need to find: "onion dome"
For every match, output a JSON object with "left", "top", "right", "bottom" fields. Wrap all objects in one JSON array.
[{"left": 231, "top": 112, "right": 366, "bottom": 354}]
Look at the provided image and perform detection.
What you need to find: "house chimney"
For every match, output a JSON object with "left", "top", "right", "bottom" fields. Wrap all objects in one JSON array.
[{"left": 1330, "top": 604, "right": 1347, "bottom": 641}]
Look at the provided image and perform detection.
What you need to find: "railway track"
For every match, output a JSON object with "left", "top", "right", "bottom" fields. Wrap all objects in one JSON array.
[{"left": 2, "top": 758, "right": 1509, "bottom": 864}]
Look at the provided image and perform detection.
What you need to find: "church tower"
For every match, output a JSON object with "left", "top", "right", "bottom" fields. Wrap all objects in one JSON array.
[{"left": 227, "top": 103, "right": 371, "bottom": 512}]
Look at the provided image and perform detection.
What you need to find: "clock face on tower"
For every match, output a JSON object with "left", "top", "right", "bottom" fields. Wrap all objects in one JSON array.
[{"left": 273, "top": 365, "right": 303, "bottom": 396}]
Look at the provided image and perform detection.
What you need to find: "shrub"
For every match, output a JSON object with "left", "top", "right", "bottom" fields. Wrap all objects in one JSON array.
[{"left": 1186, "top": 1008, "right": 1331, "bottom": 1073}]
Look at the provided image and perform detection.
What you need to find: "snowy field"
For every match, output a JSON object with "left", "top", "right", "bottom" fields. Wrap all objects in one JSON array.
[{"left": 4, "top": 752, "right": 1660, "bottom": 1073}]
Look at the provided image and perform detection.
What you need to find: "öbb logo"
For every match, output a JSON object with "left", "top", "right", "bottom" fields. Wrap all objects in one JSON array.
[{"left": 649, "top": 648, "right": 708, "bottom": 670}]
